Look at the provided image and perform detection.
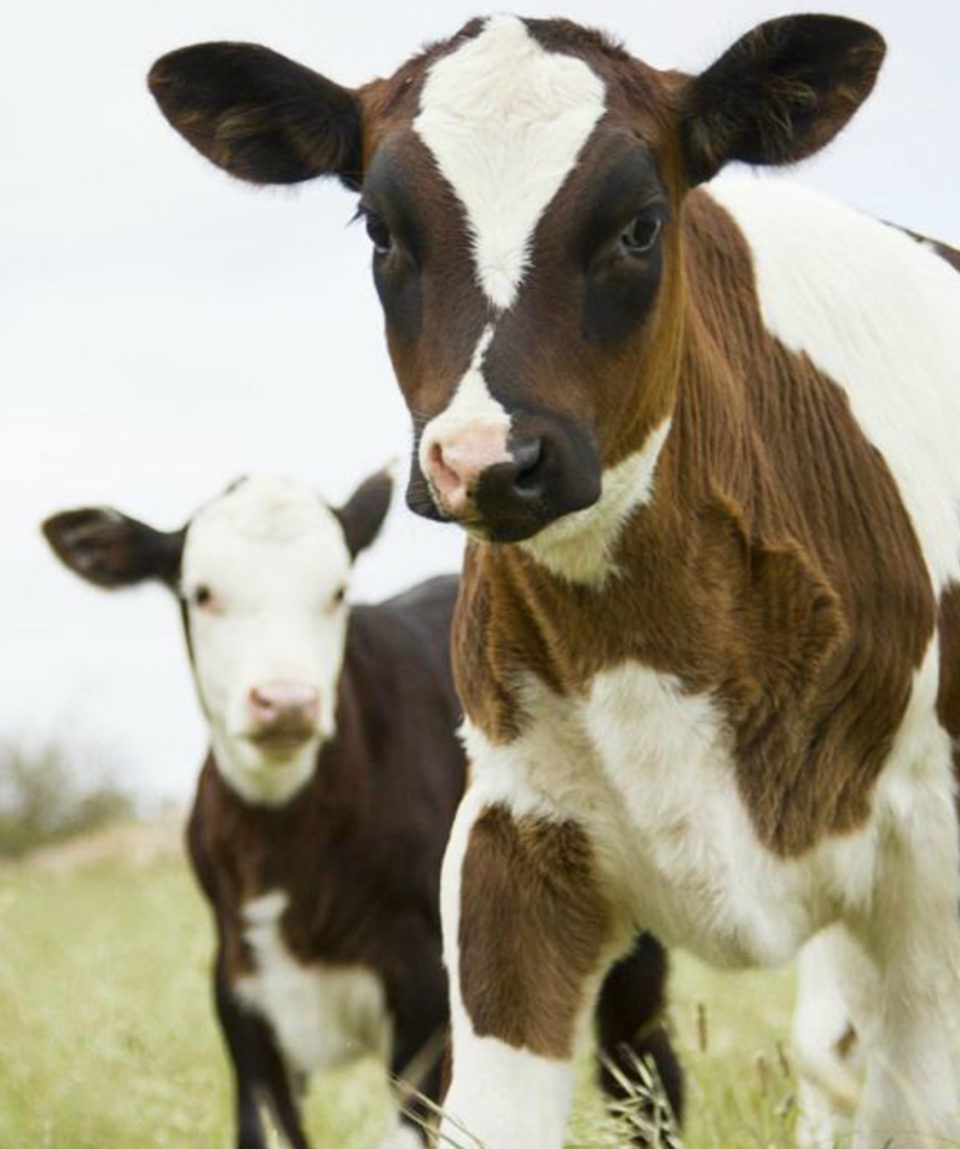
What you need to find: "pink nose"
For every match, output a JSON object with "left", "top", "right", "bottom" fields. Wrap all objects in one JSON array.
[
  {"left": 426, "top": 428, "right": 510, "bottom": 513},
  {"left": 247, "top": 682, "right": 320, "bottom": 736}
]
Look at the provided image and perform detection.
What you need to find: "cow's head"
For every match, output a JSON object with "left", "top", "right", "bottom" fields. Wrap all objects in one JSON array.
[
  {"left": 42, "top": 472, "right": 392, "bottom": 804},
  {"left": 149, "top": 15, "right": 883, "bottom": 545}
]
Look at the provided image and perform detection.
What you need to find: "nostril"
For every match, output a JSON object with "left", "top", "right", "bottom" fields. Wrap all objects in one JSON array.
[
  {"left": 429, "top": 440, "right": 445, "bottom": 471},
  {"left": 249, "top": 686, "right": 275, "bottom": 715},
  {"left": 428, "top": 440, "right": 469, "bottom": 502},
  {"left": 511, "top": 438, "right": 545, "bottom": 493}
]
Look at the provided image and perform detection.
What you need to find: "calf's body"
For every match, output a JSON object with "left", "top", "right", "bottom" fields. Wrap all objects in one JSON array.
[
  {"left": 189, "top": 578, "right": 464, "bottom": 1149},
  {"left": 443, "top": 183, "right": 960, "bottom": 1145}
]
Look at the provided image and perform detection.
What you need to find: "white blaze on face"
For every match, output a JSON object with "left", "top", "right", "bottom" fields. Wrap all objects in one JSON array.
[
  {"left": 414, "top": 14, "right": 607, "bottom": 311},
  {"left": 418, "top": 325, "right": 512, "bottom": 508},
  {"left": 181, "top": 476, "right": 352, "bottom": 805},
  {"left": 414, "top": 17, "right": 606, "bottom": 511}
]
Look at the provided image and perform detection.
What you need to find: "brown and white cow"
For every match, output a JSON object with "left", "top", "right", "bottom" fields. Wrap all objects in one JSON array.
[
  {"left": 147, "top": 14, "right": 960, "bottom": 1148},
  {"left": 42, "top": 472, "right": 683, "bottom": 1148}
]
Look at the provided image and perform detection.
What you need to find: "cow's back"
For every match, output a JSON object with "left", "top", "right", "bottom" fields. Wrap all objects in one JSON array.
[
  {"left": 702, "top": 179, "right": 960, "bottom": 754},
  {"left": 705, "top": 177, "right": 960, "bottom": 596}
]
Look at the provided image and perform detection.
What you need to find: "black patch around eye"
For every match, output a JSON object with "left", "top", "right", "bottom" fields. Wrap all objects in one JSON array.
[
  {"left": 372, "top": 252, "right": 422, "bottom": 345},
  {"left": 364, "top": 211, "right": 393, "bottom": 255},
  {"left": 574, "top": 143, "right": 666, "bottom": 266},
  {"left": 361, "top": 153, "right": 425, "bottom": 344},
  {"left": 361, "top": 149, "right": 426, "bottom": 262},
  {"left": 575, "top": 142, "right": 667, "bottom": 347},
  {"left": 582, "top": 242, "right": 663, "bottom": 347}
]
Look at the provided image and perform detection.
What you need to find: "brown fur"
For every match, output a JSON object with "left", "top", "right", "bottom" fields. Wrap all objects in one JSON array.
[{"left": 459, "top": 805, "right": 612, "bottom": 1058}]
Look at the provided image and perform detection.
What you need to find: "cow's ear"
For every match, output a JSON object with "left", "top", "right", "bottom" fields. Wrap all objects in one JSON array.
[
  {"left": 334, "top": 470, "right": 393, "bottom": 560},
  {"left": 42, "top": 508, "right": 184, "bottom": 591},
  {"left": 148, "top": 42, "right": 363, "bottom": 188},
  {"left": 680, "top": 15, "right": 885, "bottom": 185}
]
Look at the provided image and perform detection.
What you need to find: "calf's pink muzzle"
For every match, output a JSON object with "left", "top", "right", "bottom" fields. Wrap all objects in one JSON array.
[{"left": 246, "top": 681, "right": 321, "bottom": 746}]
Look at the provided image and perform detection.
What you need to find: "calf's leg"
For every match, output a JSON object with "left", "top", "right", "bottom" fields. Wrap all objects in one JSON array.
[
  {"left": 791, "top": 927, "right": 865, "bottom": 1148},
  {"left": 839, "top": 737, "right": 960, "bottom": 1147},
  {"left": 594, "top": 934, "right": 684, "bottom": 1144},
  {"left": 214, "top": 955, "right": 311, "bottom": 1149},
  {"left": 384, "top": 934, "right": 449, "bottom": 1147},
  {"left": 436, "top": 788, "right": 618, "bottom": 1149}
]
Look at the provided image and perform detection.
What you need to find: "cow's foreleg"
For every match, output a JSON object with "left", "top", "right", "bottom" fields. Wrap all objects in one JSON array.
[
  {"left": 436, "top": 787, "right": 617, "bottom": 1149},
  {"left": 791, "top": 926, "right": 865, "bottom": 1149},
  {"left": 845, "top": 746, "right": 960, "bottom": 1148}
]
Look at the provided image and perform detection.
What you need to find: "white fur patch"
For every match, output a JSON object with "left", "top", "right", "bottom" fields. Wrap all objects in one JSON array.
[
  {"left": 707, "top": 177, "right": 960, "bottom": 596},
  {"left": 520, "top": 419, "right": 672, "bottom": 585},
  {"left": 377, "top": 1123, "right": 423, "bottom": 1149},
  {"left": 418, "top": 325, "right": 510, "bottom": 485},
  {"left": 414, "top": 15, "right": 606, "bottom": 309},
  {"left": 181, "top": 475, "right": 352, "bottom": 806},
  {"left": 793, "top": 928, "right": 864, "bottom": 1148},
  {"left": 236, "top": 891, "right": 391, "bottom": 1075}
]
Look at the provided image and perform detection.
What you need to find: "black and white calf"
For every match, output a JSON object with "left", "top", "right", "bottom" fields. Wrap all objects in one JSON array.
[
  {"left": 43, "top": 471, "right": 684, "bottom": 1147},
  {"left": 43, "top": 472, "right": 464, "bottom": 1149}
]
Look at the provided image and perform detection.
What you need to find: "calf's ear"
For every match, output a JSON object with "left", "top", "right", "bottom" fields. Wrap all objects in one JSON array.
[
  {"left": 41, "top": 508, "right": 184, "bottom": 591},
  {"left": 681, "top": 15, "right": 885, "bottom": 185},
  {"left": 148, "top": 42, "right": 363, "bottom": 188},
  {"left": 334, "top": 470, "right": 393, "bottom": 559}
]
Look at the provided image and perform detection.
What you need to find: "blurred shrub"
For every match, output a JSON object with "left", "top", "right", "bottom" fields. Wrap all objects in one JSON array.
[{"left": 0, "top": 738, "right": 133, "bottom": 858}]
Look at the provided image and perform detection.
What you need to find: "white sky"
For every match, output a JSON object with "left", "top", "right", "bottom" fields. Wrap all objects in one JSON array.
[{"left": 3, "top": 0, "right": 958, "bottom": 804}]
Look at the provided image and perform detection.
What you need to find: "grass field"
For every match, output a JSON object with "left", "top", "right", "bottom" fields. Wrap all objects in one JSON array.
[{"left": 0, "top": 823, "right": 798, "bottom": 1149}]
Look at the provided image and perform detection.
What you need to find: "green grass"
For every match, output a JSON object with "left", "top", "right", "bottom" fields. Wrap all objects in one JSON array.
[{"left": 0, "top": 840, "right": 797, "bottom": 1148}]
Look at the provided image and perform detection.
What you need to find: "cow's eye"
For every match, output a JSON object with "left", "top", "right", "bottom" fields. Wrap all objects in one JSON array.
[
  {"left": 365, "top": 213, "right": 393, "bottom": 256},
  {"left": 333, "top": 586, "right": 347, "bottom": 606},
  {"left": 619, "top": 214, "right": 662, "bottom": 257},
  {"left": 193, "top": 585, "right": 213, "bottom": 608}
]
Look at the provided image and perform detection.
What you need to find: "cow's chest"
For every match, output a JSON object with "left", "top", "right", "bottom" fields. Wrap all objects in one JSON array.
[
  {"left": 493, "top": 665, "right": 842, "bottom": 968},
  {"left": 234, "top": 891, "right": 391, "bottom": 1074},
  {"left": 583, "top": 664, "right": 823, "bottom": 965}
]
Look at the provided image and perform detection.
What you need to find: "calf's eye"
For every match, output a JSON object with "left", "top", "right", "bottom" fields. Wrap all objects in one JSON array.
[
  {"left": 365, "top": 213, "right": 393, "bottom": 256},
  {"left": 193, "top": 585, "right": 213, "bottom": 608},
  {"left": 619, "top": 215, "right": 662, "bottom": 257}
]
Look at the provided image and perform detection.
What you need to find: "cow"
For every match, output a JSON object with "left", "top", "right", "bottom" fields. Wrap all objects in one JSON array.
[
  {"left": 42, "top": 472, "right": 683, "bottom": 1148},
  {"left": 146, "top": 13, "right": 960, "bottom": 1147}
]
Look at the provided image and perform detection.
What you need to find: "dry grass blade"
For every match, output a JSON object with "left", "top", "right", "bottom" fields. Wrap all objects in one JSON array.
[{"left": 393, "top": 1083, "right": 483, "bottom": 1149}]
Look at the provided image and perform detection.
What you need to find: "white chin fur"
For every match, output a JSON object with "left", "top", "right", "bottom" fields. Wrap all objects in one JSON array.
[{"left": 211, "top": 729, "right": 322, "bottom": 807}]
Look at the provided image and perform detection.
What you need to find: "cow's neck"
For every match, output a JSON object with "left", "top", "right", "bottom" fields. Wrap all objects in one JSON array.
[{"left": 457, "top": 190, "right": 822, "bottom": 724}]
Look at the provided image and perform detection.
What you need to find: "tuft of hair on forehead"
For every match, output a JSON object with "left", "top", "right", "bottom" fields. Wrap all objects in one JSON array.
[
  {"left": 427, "top": 15, "right": 629, "bottom": 68},
  {"left": 521, "top": 17, "right": 629, "bottom": 63},
  {"left": 190, "top": 475, "right": 336, "bottom": 545},
  {"left": 375, "top": 14, "right": 630, "bottom": 114}
]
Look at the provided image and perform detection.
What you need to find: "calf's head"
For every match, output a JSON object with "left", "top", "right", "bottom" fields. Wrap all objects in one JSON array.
[
  {"left": 43, "top": 472, "right": 392, "bottom": 804},
  {"left": 149, "top": 15, "right": 884, "bottom": 544}
]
